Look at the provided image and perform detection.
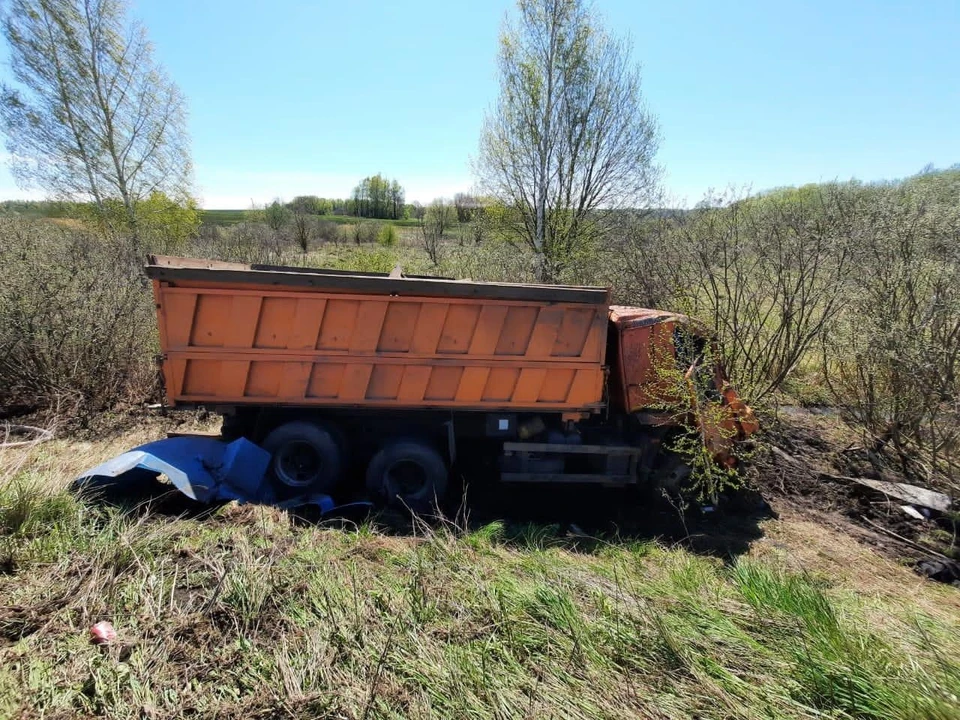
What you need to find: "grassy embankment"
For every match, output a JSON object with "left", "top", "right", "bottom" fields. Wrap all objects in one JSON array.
[{"left": 1, "top": 422, "right": 959, "bottom": 719}]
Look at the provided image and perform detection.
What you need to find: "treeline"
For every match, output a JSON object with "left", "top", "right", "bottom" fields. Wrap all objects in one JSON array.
[{"left": 255, "top": 183, "right": 487, "bottom": 224}]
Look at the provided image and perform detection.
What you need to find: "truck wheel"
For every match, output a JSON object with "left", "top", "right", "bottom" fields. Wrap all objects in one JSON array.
[
  {"left": 366, "top": 440, "right": 448, "bottom": 513},
  {"left": 262, "top": 421, "right": 342, "bottom": 493},
  {"left": 656, "top": 452, "right": 692, "bottom": 494}
]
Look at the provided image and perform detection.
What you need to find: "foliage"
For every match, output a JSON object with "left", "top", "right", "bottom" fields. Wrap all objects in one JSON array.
[
  {"left": 619, "top": 187, "right": 855, "bottom": 402},
  {"left": 0, "top": 0, "right": 193, "bottom": 228},
  {"left": 477, "top": 0, "right": 660, "bottom": 281},
  {"left": 264, "top": 199, "right": 292, "bottom": 233},
  {"left": 648, "top": 329, "right": 743, "bottom": 501},
  {"left": 1, "top": 438, "right": 958, "bottom": 720},
  {"left": 611, "top": 169, "right": 960, "bottom": 492},
  {"left": 824, "top": 182, "right": 960, "bottom": 485},
  {"left": 0, "top": 218, "right": 156, "bottom": 413},
  {"left": 89, "top": 192, "right": 200, "bottom": 250},
  {"left": 377, "top": 223, "right": 398, "bottom": 246},
  {"left": 418, "top": 198, "right": 456, "bottom": 267},
  {"left": 351, "top": 173, "right": 405, "bottom": 220}
]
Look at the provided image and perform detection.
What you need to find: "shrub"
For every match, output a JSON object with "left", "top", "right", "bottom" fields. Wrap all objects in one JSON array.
[
  {"left": 0, "top": 219, "right": 157, "bottom": 414},
  {"left": 315, "top": 220, "right": 339, "bottom": 244},
  {"left": 377, "top": 223, "right": 398, "bottom": 246}
]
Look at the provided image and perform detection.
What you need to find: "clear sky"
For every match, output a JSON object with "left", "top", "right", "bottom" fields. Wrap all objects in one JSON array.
[{"left": 1, "top": 0, "right": 958, "bottom": 207}]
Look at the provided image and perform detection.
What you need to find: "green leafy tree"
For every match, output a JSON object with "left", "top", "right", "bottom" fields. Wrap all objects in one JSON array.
[
  {"left": 264, "top": 199, "right": 292, "bottom": 233},
  {"left": 351, "top": 173, "right": 405, "bottom": 219},
  {"left": 0, "top": 0, "right": 194, "bottom": 232},
  {"left": 477, "top": 0, "right": 660, "bottom": 281}
]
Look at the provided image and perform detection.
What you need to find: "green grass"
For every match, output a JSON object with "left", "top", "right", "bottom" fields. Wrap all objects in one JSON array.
[
  {"left": 199, "top": 210, "right": 422, "bottom": 228},
  {"left": 2, "top": 438, "right": 959, "bottom": 719},
  {"left": 200, "top": 208, "right": 247, "bottom": 226}
]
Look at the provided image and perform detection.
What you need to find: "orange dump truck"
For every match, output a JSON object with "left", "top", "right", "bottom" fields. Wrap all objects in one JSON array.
[{"left": 146, "top": 255, "right": 755, "bottom": 510}]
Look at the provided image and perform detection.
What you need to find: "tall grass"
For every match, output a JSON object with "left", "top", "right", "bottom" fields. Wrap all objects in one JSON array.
[{"left": 1, "top": 438, "right": 958, "bottom": 718}]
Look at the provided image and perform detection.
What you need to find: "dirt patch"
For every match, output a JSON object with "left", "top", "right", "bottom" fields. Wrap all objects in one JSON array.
[{"left": 748, "top": 406, "right": 959, "bottom": 583}]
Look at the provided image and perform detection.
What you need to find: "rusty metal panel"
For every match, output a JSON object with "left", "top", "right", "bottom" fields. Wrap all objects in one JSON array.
[
  {"left": 154, "top": 272, "right": 610, "bottom": 412},
  {"left": 609, "top": 306, "right": 686, "bottom": 413}
]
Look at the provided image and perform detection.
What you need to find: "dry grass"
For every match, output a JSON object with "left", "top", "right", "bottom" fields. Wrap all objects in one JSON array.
[{"left": 1, "top": 425, "right": 959, "bottom": 719}]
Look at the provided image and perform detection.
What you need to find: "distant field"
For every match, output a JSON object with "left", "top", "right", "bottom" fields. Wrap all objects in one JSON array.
[
  {"left": 199, "top": 209, "right": 246, "bottom": 226},
  {"left": 201, "top": 210, "right": 421, "bottom": 228}
]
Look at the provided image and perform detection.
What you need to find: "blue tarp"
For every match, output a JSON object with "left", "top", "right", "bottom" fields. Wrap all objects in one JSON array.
[{"left": 74, "top": 436, "right": 367, "bottom": 513}]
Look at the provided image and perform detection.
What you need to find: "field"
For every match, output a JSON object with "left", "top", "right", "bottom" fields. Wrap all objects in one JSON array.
[
  {"left": 200, "top": 210, "right": 422, "bottom": 229},
  {"left": 1, "top": 410, "right": 959, "bottom": 719}
]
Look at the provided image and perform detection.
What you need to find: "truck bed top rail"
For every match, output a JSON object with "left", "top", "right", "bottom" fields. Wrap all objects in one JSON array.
[{"left": 146, "top": 255, "right": 611, "bottom": 305}]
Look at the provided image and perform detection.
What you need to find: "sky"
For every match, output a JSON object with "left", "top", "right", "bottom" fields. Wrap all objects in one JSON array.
[{"left": 0, "top": 0, "right": 958, "bottom": 207}]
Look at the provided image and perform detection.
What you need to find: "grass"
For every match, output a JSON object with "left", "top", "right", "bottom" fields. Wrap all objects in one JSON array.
[
  {"left": 199, "top": 210, "right": 422, "bottom": 228},
  {"left": 1, "top": 428, "right": 959, "bottom": 719}
]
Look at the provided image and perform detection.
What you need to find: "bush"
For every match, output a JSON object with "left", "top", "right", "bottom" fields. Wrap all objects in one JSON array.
[
  {"left": 825, "top": 184, "right": 960, "bottom": 487},
  {"left": 315, "top": 220, "right": 339, "bottom": 244},
  {"left": 377, "top": 223, "right": 398, "bottom": 246},
  {"left": 0, "top": 219, "right": 157, "bottom": 414}
]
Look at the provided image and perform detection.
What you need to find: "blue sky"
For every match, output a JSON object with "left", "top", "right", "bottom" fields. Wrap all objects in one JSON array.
[{"left": 1, "top": 0, "right": 958, "bottom": 207}]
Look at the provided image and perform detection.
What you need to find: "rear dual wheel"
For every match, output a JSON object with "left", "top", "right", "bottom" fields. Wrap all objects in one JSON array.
[
  {"left": 261, "top": 423, "right": 449, "bottom": 512},
  {"left": 262, "top": 421, "right": 342, "bottom": 495},
  {"left": 365, "top": 440, "right": 448, "bottom": 513}
]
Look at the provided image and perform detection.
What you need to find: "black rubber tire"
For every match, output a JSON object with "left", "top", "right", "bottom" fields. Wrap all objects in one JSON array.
[
  {"left": 261, "top": 421, "right": 342, "bottom": 494},
  {"left": 655, "top": 451, "right": 692, "bottom": 495},
  {"left": 365, "top": 440, "right": 448, "bottom": 513}
]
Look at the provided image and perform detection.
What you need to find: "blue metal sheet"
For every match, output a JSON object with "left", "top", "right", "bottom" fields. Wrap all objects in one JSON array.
[{"left": 74, "top": 436, "right": 368, "bottom": 514}]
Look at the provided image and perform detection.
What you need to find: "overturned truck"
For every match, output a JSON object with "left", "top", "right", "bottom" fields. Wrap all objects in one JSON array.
[{"left": 145, "top": 255, "right": 757, "bottom": 510}]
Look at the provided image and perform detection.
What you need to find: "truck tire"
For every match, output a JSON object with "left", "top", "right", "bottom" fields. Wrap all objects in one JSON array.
[
  {"left": 366, "top": 440, "right": 448, "bottom": 513},
  {"left": 262, "top": 421, "right": 342, "bottom": 494}
]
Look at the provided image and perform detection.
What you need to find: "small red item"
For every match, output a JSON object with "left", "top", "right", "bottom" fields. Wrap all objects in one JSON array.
[{"left": 89, "top": 621, "right": 117, "bottom": 644}]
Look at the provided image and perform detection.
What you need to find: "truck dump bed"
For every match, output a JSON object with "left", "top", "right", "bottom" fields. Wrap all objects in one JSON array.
[{"left": 146, "top": 256, "right": 610, "bottom": 412}]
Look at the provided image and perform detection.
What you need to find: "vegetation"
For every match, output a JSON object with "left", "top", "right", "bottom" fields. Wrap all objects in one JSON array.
[
  {"left": 477, "top": 0, "right": 660, "bottom": 281},
  {"left": 1, "top": 432, "right": 959, "bottom": 719},
  {"left": 0, "top": 218, "right": 156, "bottom": 414},
  {"left": 351, "top": 173, "right": 406, "bottom": 220},
  {"left": 0, "top": 0, "right": 193, "bottom": 233},
  {"left": 3, "top": 167, "right": 958, "bottom": 500},
  {"left": 609, "top": 169, "right": 960, "bottom": 496}
]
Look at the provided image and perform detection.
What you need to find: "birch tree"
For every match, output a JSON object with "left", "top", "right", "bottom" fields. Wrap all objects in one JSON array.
[
  {"left": 477, "top": 0, "right": 660, "bottom": 281},
  {"left": 0, "top": 0, "right": 193, "bottom": 230}
]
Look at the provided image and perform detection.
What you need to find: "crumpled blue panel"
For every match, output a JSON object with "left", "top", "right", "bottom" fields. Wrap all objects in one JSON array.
[{"left": 74, "top": 436, "right": 365, "bottom": 513}]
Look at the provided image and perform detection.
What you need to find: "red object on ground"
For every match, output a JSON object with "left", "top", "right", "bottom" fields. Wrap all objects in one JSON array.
[{"left": 89, "top": 621, "right": 117, "bottom": 644}]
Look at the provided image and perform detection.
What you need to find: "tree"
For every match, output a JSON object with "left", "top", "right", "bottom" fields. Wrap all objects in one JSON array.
[
  {"left": 264, "top": 199, "right": 291, "bottom": 234},
  {"left": 291, "top": 207, "right": 313, "bottom": 253},
  {"left": 476, "top": 0, "right": 660, "bottom": 281},
  {"left": 0, "top": 0, "right": 193, "bottom": 231},
  {"left": 351, "top": 173, "right": 405, "bottom": 219},
  {"left": 454, "top": 192, "right": 479, "bottom": 223},
  {"left": 418, "top": 198, "right": 456, "bottom": 267}
]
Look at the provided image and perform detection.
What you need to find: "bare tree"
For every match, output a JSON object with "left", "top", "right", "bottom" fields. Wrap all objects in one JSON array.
[
  {"left": 292, "top": 209, "right": 313, "bottom": 254},
  {"left": 0, "top": 0, "right": 193, "bottom": 230},
  {"left": 476, "top": 0, "right": 660, "bottom": 281},
  {"left": 418, "top": 199, "right": 455, "bottom": 267}
]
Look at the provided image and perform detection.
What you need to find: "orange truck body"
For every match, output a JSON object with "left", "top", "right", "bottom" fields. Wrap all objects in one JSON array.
[{"left": 148, "top": 256, "right": 610, "bottom": 413}]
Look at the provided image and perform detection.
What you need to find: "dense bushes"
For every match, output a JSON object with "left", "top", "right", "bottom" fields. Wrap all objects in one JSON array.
[
  {"left": 610, "top": 172, "right": 960, "bottom": 491},
  {"left": 0, "top": 219, "right": 157, "bottom": 414}
]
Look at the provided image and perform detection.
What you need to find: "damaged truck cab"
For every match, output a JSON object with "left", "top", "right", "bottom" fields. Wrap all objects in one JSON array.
[{"left": 143, "top": 255, "right": 755, "bottom": 511}]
